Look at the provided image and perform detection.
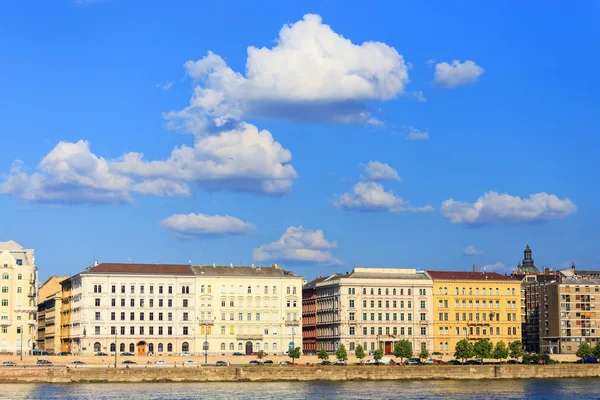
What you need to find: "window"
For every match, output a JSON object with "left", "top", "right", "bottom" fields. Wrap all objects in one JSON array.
[
  {"left": 168, "top": 327, "right": 173, "bottom": 335},
  {"left": 159, "top": 327, "right": 163, "bottom": 335},
  {"left": 168, "top": 286, "right": 173, "bottom": 294},
  {"left": 159, "top": 286, "right": 163, "bottom": 294},
  {"left": 168, "top": 312, "right": 173, "bottom": 321},
  {"left": 120, "top": 343, "right": 126, "bottom": 352},
  {"left": 1, "top": 286, "right": 7, "bottom": 293},
  {"left": 421, "top": 327, "right": 427, "bottom": 336},
  {"left": 158, "top": 343, "right": 163, "bottom": 352},
  {"left": 183, "top": 299, "right": 188, "bottom": 308},
  {"left": 95, "top": 326, "right": 101, "bottom": 335},
  {"left": 130, "top": 299, "right": 135, "bottom": 307},
  {"left": 349, "top": 300, "right": 355, "bottom": 308},
  {"left": 168, "top": 299, "right": 172, "bottom": 307},
  {"left": 130, "top": 327, "right": 135, "bottom": 335},
  {"left": 121, "top": 327, "right": 125, "bottom": 335},
  {"left": 140, "top": 286, "right": 144, "bottom": 294},
  {"left": 149, "top": 327, "right": 154, "bottom": 335},
  {"left": 95, "top": 312, "right": 101, "bottom": 321},
  {"left": 111, "top": 312, "right": 115, "bottom": 321},
  {"left": 1, "top": 273, "right": 8, "bottom": 280},
  {"left": 420, "top": 301, "right": 426, "bottom": 309},
  {"left": 121, "top": 299, "right": 125, "bottom": 307},
  {"left": 130, "top": 285, "right": 135, "bottom": 294},
  {"left": 150, "top": 312, "right": 154, "bottom": 321},
  {"left": 121, "top": 285, "right": 125, "bottom": 294},
  {"left": 159, "top": 299, "right": 163, "bottom": 307},
  {"left": 121, "top": 312, "right": 125, "bottom": 321},
  {"left": 17, "top": 287, "right": 22, "bottom": 293},
  {"left": 183, "top": 312, "right": 188, "bottom": 321},
  {"left": 140, "top": 312, "right": 145, "bottom": 321},
  {"left": 110, "top": 343, "right": 116, "bottom": 352},
  {"left": 130, "top": 312, "right": 135, "bottom": 320},
  {"left": 111, "top": 299, "right": 116, "bottom": 307},
  {"left": 95, "top": 298, "right": 101, "bottom": 307},
  {"left": 183, "top": 326, "right": 189, "bottom": 335},
  {"left": 17, "top": 274, "right": 22, "bottom": 280}
]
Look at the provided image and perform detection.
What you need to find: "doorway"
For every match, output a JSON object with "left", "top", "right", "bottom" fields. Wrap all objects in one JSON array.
[
  {"left": 137, "top": 341, "right": 146, "bottom": 356},
  {"left": 385, "top": 342, "right": 392, "bottom": 354},
  {"left": 245, "top": 341, "right": 253, "bottom": 355}
]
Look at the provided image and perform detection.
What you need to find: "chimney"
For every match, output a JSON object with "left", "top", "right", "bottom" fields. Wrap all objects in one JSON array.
[
  {"left": 473, "top": 264, "right": 478, "bottom": 273},
  {"left": 273, "top": 263, "right": 279, "bottom": 269},
  {"left": 483, "top": 265, "right": 486, "bottom": 273},
  {"left": 94, "top": 260, "right": 99, "bottom": 267}
]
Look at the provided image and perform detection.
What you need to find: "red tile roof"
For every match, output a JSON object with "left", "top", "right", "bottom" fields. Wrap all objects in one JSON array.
[
  {"left": 426, "top": 271, "right": 516, "bottom": 281},
  {"left": 86, "top": 263, "right": 194, "bottom": 275}
]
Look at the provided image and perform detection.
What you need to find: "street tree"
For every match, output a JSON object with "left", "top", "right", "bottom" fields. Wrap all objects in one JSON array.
[
  {"left": 473, "top": 339, "right": 493, "bottom": 361},
  {"left": 374, "top": 348, "right": 384, "bottom": 365},
  {"left": 576, "top": 342, "right": 593, "bottom": 359},
  {"left": 454, "top": 339, "right": 474, "bottom": 364},
  {"left": 508, "top": 341, "right": 524, "bottom": 359},
  {"left": 257, "top": 350, "right": 265, "bottom": 360},
  {"left": 289, "top": 347, "right": 301, "bottom": 364},
  {"left": 492, "top": 341, "right": 509, "bottom": 362},
  {"left": 355, "top": 345, "right": 366, "bottom": 363},
  {"left": 418, "top": 347, "right": 430, "bottom": 362},
  {"left": 593, "top": 342, "right": 600, "bottom": 359},
  {"left": 317, "top": 348, "right": 329, "bottom": 362},
  {"left": 393, "top": 340, "right": 413, "bottom": 363},
  {"left": 336, "top": 344, "right": 348, "bottom": 361}
]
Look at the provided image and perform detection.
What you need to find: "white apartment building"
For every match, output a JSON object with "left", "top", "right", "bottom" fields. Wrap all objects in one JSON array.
[
  {"left": 192, "top": 264, "right": 303, "bottom": 356},
  {"left": 0, "top": 240, "right": 38, "bottom": 355},
  {"left": 312, "top": 267, "right": 434, "bottom": 354},
  {"left": 60, "top": 263, "right": 195, "bottom": 356}
]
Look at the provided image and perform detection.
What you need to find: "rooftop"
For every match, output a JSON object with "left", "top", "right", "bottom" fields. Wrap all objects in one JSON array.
[
  {"left": 426, "top": 270, "right": 515, "bottom": 281},
  {"left": 84, "top": 263, "right": 194, "bottom": 275},
  {"left": 191, "top": 265, "right": 296, "bottom": 277}
]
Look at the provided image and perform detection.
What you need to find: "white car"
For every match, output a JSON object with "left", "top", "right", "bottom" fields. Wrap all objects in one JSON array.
[
  {"left": 155, "top": 360, "right": 168, "bottom": 365},
  {"left": 179, "top": 352, "right": 192, "bottom": 357},
  {"left": 183, "top": 360, "right": 197, "bottom": 365}
]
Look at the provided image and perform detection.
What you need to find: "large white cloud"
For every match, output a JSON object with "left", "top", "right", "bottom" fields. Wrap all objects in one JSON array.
[
  {"left": 160, "top": 213, "right": 256, "bottom": 238},
  {"left": 441, "top": 191, "right": 577, "bottom": 225},
  {"left": 363, "top": 161, "right": 401, "bottom": 182},
  {"left": 0, "top": 123, "right": 297, "bottom": 203},
  {"left": 434, "top": 60, "right": 484, "bottom": 88},
  {"left": 253, "top": 225, "right": 342, "bottom": 265},
  {"left": 334, "top": 181, "right": 434, "bottom": 213},
  {"left": 166, "top": 14, "right": 409, "bottom": 131}
]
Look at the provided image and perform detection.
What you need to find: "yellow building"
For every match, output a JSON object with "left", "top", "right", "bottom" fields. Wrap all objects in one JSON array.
[
  {"left": 426, "top": 269, "right": 522, "bottom": 356},
  {"left": 37, "top": 275, "right": 68, "bottom": 353}
]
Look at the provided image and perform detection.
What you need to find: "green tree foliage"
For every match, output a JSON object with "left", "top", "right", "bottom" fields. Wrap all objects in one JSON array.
[
  {"left": 454, "top": 339, "right": 474, "bottom": 364},
  {"left": 317, "top": 348, "right": 329, "bottom": 361},
  {"left": 256, "top": 350, "right": 265, "bottom": 360},
  {"left": 373, "top": 348, "right": 384, "bottom": 364},
  {"left": 335, "top": 344, "right": 348, "bottom": 361},
  {"left": 593, "top": 342, "right": 600, "bottom": 359},
  {"left": 492, "top": 341, "right": 509, "bottom": 361},
  {"left": 393, "top": 340, "right": 413, "bottom": 362},
  {"left": 508, "top": 341, "right": 524, "bottom": 359},
  {"left": 289, "top": 347, "right": 301, "bottom": 363},
  {"left": 473, "top": 339, "right": 493, "bottom": 360},
  {"left": 576, "top": 341, "right": 593, "bottom": 359},
  {"left": 355, "top": 345, "right": 366, "bottom": 362},
  {"left": 418, "top": 347, "right": 430, "bottom": 361}
]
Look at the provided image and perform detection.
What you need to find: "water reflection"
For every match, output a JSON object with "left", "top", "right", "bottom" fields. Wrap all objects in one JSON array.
[{"left": 3, "top": 379, "right": 600, "bottom": 400}]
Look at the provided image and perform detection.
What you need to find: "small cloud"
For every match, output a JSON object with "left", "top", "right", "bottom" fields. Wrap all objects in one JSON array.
[
  {"left": 463, "top": 245, "right": 484, "bottom": 256},
  {"left": 482, "top": 262, "right": 510, "bottom": 274},
  {"left": 362, "top": 161, "right": 401, "bottom": 182},
  {"left": 157, "top": 81, "right": 174, "bottom": 91},
  {"left": 366, "top": 118, "right": 385, "bottom": 128},
  {"left": 433, "top": 60, "right": 484, "bottom": 88},
  {"left": 160, "top": 213, "right": 256, "bottom": 238},
  {"left": 409, "top": 90, "right": 427, "bottom": 102},
  {"left": 334, "top": 181, "right": 433, "bottom": 213},
  {"left": 404, "top": 128, "right": 429, "bottom": 141},
  {"left": 426, "top": 59, "right": 436, "bottom": 67}
]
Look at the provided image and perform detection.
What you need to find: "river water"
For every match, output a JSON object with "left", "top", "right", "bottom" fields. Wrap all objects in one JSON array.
[{"left": 3, "top": 379, "right": 599, "bottom": 399}]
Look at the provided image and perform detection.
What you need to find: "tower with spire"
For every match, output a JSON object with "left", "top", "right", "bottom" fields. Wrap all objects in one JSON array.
[{"left": 519, "top": 241, "right": 540, "bottom": 274}]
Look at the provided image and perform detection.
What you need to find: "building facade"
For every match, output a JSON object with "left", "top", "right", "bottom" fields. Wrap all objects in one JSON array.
[
  {"left": 427, "top": 269, "right": 522, "bottom": 355},
  {"left": 0, "top": 240, "right": 38, "bottom": 355},
  {"left": 37, "top": 276, "right": 68, "bottom": 353},
  {"left": 192, "top": 264, "right": 302, "bottom": 356},
  {"left": 302, "top": 275, "right": 335, "bottom": 354},
  {"left": 311, "top": 267, "right": 434, "bottom": 354}
]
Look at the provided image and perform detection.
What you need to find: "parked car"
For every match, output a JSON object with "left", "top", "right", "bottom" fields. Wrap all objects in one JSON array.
[
  {"left": 507, "top": 360, "right": 518, "bottom": 364},
  {"left": 431, "top": 352, "right": 442, "bottom": 356},
  {"left": 263, "top": 360, "right": 274, "bottom": 364},
  {"left": 406, "top": 358, "right": 421, "bottom": 365},
  {"left": 122, "top": 360, "right": 136, "bottom": 365},
  {"left": 120, "top": 352, "right": 135, "bottom": 356},
  {"left": 58, "top": 352, "right": 71, "bottom": 356},
  {"left": 366, "top": 359, "right": 381, "bottom": 364},
  {"left": 249, "top": 360, "right": 263, "bottom": 365},
  {"left": 215, "top": 361, "right": 229, "bottom": 366},
  {"left": 448, "top": 359, "right": 462, "bottom": 365},
  {"left": 179, "top": 352, "right": 192, "bottom": 357},
  {"left": 333, "top": 360, "right": 346, "bottom": 365},
  {"left": 2, "top": 361, "right": 16, "bottom": 366},
  {"left": 37, "top": 360, "right": 52, "bottom": 365},
  {"left": 583, "top": 357, "right": 598, "bottom": 364},
  {"left": 232, "top": 352, "right": 244, "bottom": 356},
  {"left": 71, "top": 361, "right": 86, "bottom": 365},
  {"left": 279, "top": 361, "right": 292, "bottom": 365},
  {"left": 183, "top": 360, "right": 197, "bottom": 365},
  {"left": 423, "top": 358, "right": 439, "bottom": 365},
  {"left": 155, "top": 360, "right": 168, "bottom": 365},
  {"left": 467, "top": 359, "right": 483, "bottom": 365},
  {"left": 321, "top": 360, "right": 332, "bottom": 365},
  {"left": 96, "top": 352, "right": 108, "bottom": 356}
]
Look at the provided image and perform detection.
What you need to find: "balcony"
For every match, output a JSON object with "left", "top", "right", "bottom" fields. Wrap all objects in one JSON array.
[
  {"left": 236, "top": 334, "right": 263, "bottom": 341},
  {"left": 285, "top": 320, "right": 300, "bottom": 327}
]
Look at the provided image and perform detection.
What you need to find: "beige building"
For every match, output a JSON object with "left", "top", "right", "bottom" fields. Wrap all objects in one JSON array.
[
  {"left": 192, "top": 264, "right": 302, "bottom": 356},
  {"left": 312, "top": 267, "right": 434, "bottom": 355},
  {"left": 0, "top": 240, "right": 38, "bottom": 355},
  {"left": 37, "top": 275, "right": 68, "bottom": 353}
]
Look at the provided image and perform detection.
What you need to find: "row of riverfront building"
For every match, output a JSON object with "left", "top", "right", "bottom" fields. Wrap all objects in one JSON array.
[{"left": 0, "top": 240, "right": 598, "bottom": 357}]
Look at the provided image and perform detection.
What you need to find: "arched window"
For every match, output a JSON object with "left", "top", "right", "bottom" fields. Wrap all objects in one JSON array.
[
  {"left": 255, "top": 343, "right": 261, "bottom": 351},
  {"left": 385, "top": 288, "right": 389, "bottom": 295},
  {"left": 370, "top": 288, "right": 374, "bottom": 295},
  {"left": 148, "top": 343, "right": 154, "bottom": 353},
  {"left": 94, "top": 342, "right": 101, "bottom": 352},
  {"left": 93, "top": 285, "right": 97, "bottom": 293},
  {"left": 264, "top": 343, "right": 269, "bottom": 351},
  {"left": 229, "top": 343, "right": 234, "bottom": 350},
  {"left": 182, "top": 286, "right": 186, "bottom": 294},
  {"left": 98, "top": 285, "right": 102, "bottom": 293},
  {"left": 273, "top": 343, "right": 277, "bottom": 351},
  {"left": 362, "top": 288, "right": 366, "bottom": 295},
  {"left": 2, "top": 286, "right": 8, "bottom": 293},
  {"left": 158, "top": 343, "right": 164, "bottom": 352},
  {"left": 182, "top": 342, "right": 189, "bottom": 352},
  {"left": 17, "top": 274, "right": 22, "bottom": 280},
  {"left": 2, "top": 273, "right": 9, "bottom": 280},
  {"left": 393, "top": 289, "right": 396, "bottom": 295},
  {"left": 110, "top": 343, "right": 116, "bottom": 352},
  {"left": 221, "top": 343, "right": 226, "bottom": 350},
  {"left": 129, "top": 343, "right": 135, "bottom": 352},
  {"left": 377, "top": 288, "right": 381, "bottom": 295},
  {"left": 120, "top": 343, "right": 125, "bottom": 352},
  {"left": 167, "top": 343, "right": 173, "bottom": 352}
]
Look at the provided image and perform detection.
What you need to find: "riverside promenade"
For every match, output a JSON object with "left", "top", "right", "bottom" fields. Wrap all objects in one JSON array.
[{"left": 1, "top": 364, "right": 600, "bottom": 383}]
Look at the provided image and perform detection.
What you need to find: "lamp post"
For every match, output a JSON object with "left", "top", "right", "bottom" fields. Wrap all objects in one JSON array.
[
  {"left": 114, "top": 328, "right": 117, "bottom": 367},
  {"left": 199, "top": 318, "right": 214, "bottom": 365},
  {"left": 20, "top": 326, "right": 23, "bottom": 361}
]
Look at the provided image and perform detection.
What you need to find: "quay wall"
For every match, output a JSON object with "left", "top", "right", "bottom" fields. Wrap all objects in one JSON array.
[{"left": 2, "top": 365, "right": 600, "bottom": 383}]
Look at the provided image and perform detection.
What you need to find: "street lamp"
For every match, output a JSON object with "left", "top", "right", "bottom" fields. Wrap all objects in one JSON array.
[
  {"left": 20, "top": 325, "right": 23, "bottom": 361},
  {"left": 199, "top": 318, "right": 214, "bottom": 365},
  {"left": 114, "top": 328, "right": 117, "bottom": 367}
]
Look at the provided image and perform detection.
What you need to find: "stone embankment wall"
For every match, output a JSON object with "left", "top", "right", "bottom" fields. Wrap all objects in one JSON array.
[{"left": 2, "top": 365, "right": 600, "bottom": 383}]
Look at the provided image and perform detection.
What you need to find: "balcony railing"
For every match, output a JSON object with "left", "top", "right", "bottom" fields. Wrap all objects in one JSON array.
[{"left": 285, "top": 320, "right": 300, "bottom": 327}]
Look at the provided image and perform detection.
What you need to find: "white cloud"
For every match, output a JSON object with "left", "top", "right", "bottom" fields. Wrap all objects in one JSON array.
[
  {"left": 363, "top": 161, "right": 401, "bottom": 182},
  {"left": 463, "top": 245, "right": 484, "bottom": 256},
  {"left": 0, "top": 141, "right": 190, "bottom": 204},
  {"left": 157, "top": 81, "right": 173, "bottom": 91},
  {"left": 334, "top": 181, "right": 434, "bottom": 213},
  {"left": 366, "top": 118, "right": 385, "bottom": 128},
  {"left": 405, "top": 128, "right": 429, "bottom": 141},
  {"left": 433, "top": 60, "right": 484, "bottom": 88},
  {"left": 166, "top": 14, "right": 409, "bottom": 131},
  {"left": 482, "top": 262, "right": 510, "bottom": 274},
  {"left": 160, "top": 213, "right": 256, "bottom": 238},
  {"left": 0, "top": 122, "right": 297, "bottom": 203},
  {"left": 409, "top": 90, "right": 427, "bottom": 102},
  {"left": 253, "top": 225, "right": 342, "bottom": 265},
  {"left": 441, "top": 191, "right": 577, "bottom": 225},
  {"left": 426, "top": 59, "right": 436, "bottom": 66}
]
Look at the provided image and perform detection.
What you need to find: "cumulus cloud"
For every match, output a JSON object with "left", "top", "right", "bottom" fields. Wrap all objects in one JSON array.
[
  {"left": 166, "top": 14, "right": 409, "bottom": 131},
  {"left": 463, "top": 245, "right": 484, "bottom": 256},
  {"left": 404, "top": 128, "right": 429, "bottom": 141},
  {"left": 441, "top": 191, "right": 577, "bottom": 225},
  {"left": 0, "top": 123, "right": 297, "bottom": 203},
  {"left": 334, "top": 181, "right": 434, "bottom": 213},
  {"left": 363, "top": 161, "right": 401, "bottom": 182},
  {"left": 253, "top": 225, "right": 342, "bottom": 265},
  {"left": 482, "top": 262, "right": 510, "bottom": 274},
  {"left": 160, "top": 213, "right": 256, "bottom": 238},
  {"left": 433, "top": 60, "right": 484, "bottom": 88}
]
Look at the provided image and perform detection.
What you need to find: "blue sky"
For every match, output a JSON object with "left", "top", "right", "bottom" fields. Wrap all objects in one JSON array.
[{"left": 1, "top": 1, "right": 598, "bottom": 281}]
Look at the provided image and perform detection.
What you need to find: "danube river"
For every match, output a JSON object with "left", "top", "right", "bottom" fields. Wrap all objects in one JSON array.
[{"left": 2, "top": 379, "right": 600, "bottom": 399}]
